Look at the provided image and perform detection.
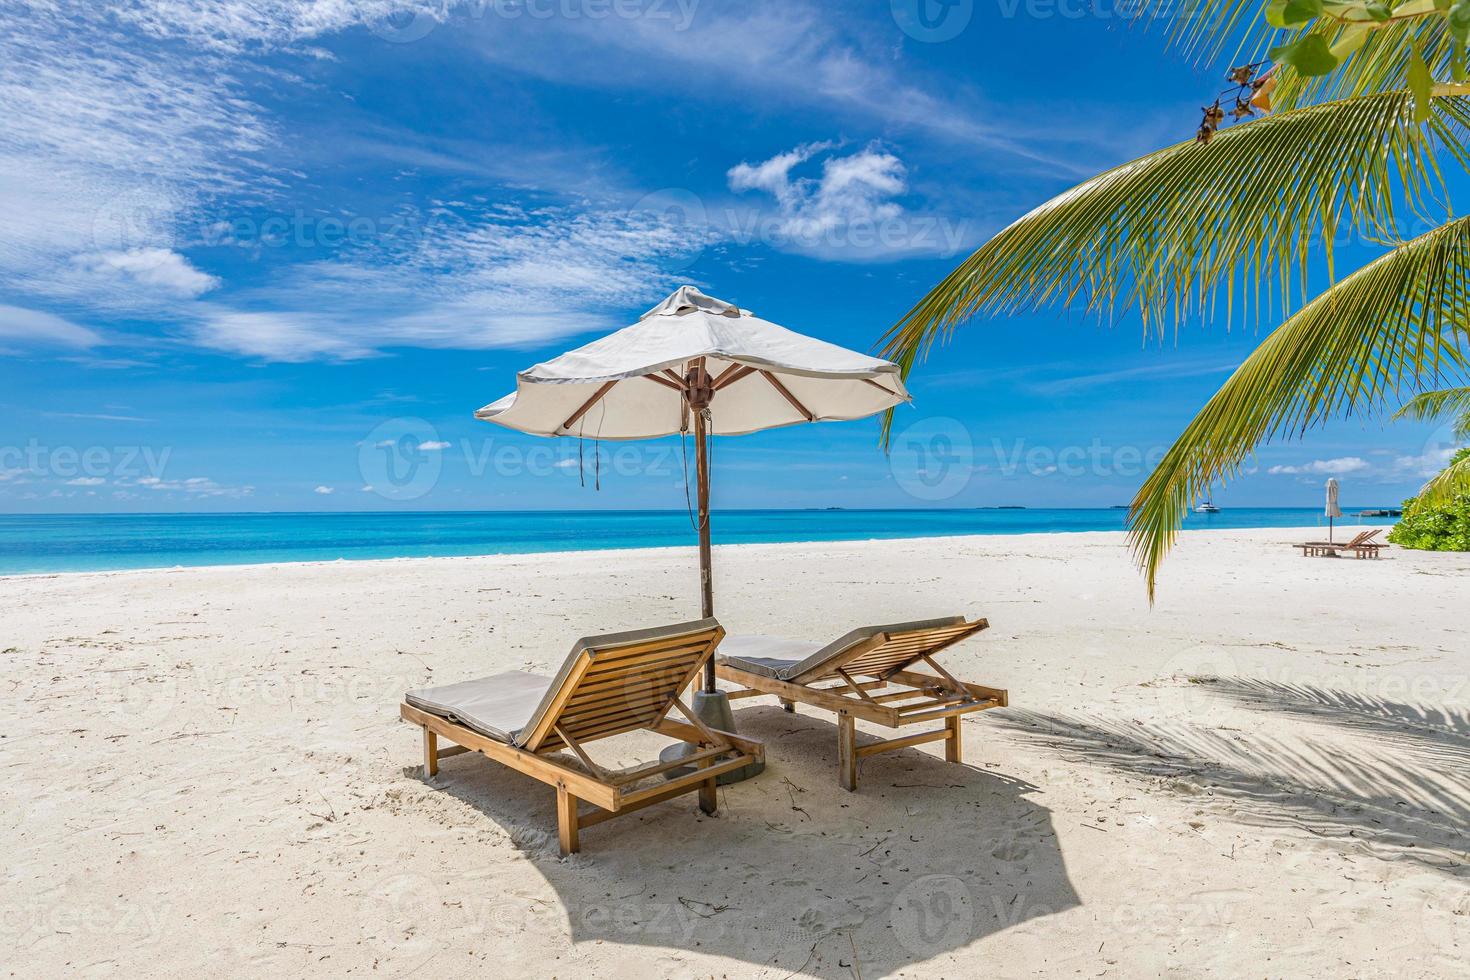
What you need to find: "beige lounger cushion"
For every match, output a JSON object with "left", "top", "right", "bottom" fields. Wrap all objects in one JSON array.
[
  {"left": 718, "top": 615, "right": 967, "bottom": 683},
  {"left": 406, "top": 671, "right": 554, "bottom": 744}
]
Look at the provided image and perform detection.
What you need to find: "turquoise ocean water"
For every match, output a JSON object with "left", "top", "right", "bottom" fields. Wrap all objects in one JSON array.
[{"left": 0, "top": 508, "right": 1400, "bottom": 576}]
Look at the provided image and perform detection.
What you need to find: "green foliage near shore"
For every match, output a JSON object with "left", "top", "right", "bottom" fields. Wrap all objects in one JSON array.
[{"left": 1390, "top": 448, "right": 1470, "bottom": 551}]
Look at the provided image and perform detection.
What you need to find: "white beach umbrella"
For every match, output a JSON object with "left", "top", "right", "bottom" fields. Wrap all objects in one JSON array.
[
  {"left": 477, "top": 286, "right": 910, "bottom": 692},
  {"left": 1325, "top": 477, "right": 1343, "bottom": 543}
]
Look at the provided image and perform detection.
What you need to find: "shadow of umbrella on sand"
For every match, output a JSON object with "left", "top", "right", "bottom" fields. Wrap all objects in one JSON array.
[{"left": 475, "top": 286, "right": 912, "bottom": 779}]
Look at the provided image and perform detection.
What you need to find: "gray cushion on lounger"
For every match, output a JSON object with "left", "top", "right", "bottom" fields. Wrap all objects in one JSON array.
[
  {"left": 714, "top": 634, "right": 822, "bottom": 680},
  {"left": 406, "top": 671, "right": 553, "bottom": 744},
  {"left": 718, "top": 616, "right": 967, "bottom": 683},
  {"left": 408, "top": 618, "right": 722, "bottom": 747}
]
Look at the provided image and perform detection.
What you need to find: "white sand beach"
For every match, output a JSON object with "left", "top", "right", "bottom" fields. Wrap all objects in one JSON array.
[{"left": 4, "top": 527, "right": 1467, "bottom": 977}]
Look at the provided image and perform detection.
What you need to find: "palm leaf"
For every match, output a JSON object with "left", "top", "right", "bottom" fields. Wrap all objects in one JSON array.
[
  {"left": 1125, "top": 0, "right": 1280, "bottom": 67},
  {"left": 879, "top": 93, "right": 1470, "bottom": 427},
  {"left": 1128, "top": 215, "right": 1470, "bottom": 599},
  {"left": 1134, "top": 0, "right": 1455, "bottom": 98},
  {"left": 1391, "top": 385, "right": 1470, "bottom": 439},
  {"left": 1273, "top": 18, "right": 1470, "bottom": 111},
  {"left": 1412, "top": 450, "right": 1470, "bottom": 506}
]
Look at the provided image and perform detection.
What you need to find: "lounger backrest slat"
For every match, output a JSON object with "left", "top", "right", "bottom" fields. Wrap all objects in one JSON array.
[
  {"left": 790, "top": 617, "right": 989, "bottom": 683},
  {"left": 517, "top": 619, "right": 723, "bottom": 752}
]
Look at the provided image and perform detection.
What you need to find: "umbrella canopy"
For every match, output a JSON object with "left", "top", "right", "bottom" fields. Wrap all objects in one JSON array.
[
  {"left": 476, "top": 286, "right": 909, "bottom": 438},
  {"left": 1325, "top": 478, "right": 1343, "bottom": 519}
]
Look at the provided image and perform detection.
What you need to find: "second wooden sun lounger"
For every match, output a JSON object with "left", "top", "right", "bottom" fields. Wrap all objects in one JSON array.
[
  {"left": 715, "top": 616, "right": 1005, "bottom": 790},
  {"left": 401, "top": 618, "right": 763, "bottom": 855},
  {"left": 1296, "top": 528, "right": 1387, "bottom": 558}
]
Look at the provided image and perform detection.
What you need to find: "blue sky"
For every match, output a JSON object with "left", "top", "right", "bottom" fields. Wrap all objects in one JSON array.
[{"left": 0, "top": 1, "right": 1458, "bottom": 513}]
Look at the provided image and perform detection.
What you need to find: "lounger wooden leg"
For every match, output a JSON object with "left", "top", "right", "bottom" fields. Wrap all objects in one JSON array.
[
  {"left": 945, "top": 714, "right": 962, "bottom": 764},
  {"left": 779, "top": 698, "right": 795, "bottom": 713},
  {"left": 556, "top": 781, "right": 580, "bottom": 856},
  {"left": 697, "top": 756, "right": 718, "bottom": 816},
  {"left": 422, "top": 728, "right": 438, "bottom": 778},
  {"left": 837, "top": 712, "right": 857, "bottom": 792}
]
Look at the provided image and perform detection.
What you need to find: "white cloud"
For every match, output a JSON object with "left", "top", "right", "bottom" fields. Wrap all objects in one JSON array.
[
  {"left": 460, "top": 3, "right": 1077, "bottom": 172},
  {"left": 133, "top": 475, "right": 254, "bottom": 497},
  {"left": 729, "top": 143, "right": 906, "bottom": 241},
  {"left": 192, "top": 311, "right": 377, "bottom": 362},
  {"left": 66, "top": 477, "right": 107, "bottom": 486},
  {"left": 314, "top": 485, "right": 335, "bottom": 495},
  {"left": 1389, "top": 445, "right": 1459, "bottom": 479},
  {"left": 0, "top": 7, "right": 269, "bottom": 319},
  {"left": 418, "top": 440, "right": 451, "bottom": 451},
  {"left": 73, "top": 248, "right": 219, "bottom": 298},
  {"left": 0, "top": 304, "right": 101, "bottom": 348},
  {"left": 1268, "top": 457, "right": 1372, "bottom": 476},
  {"left": 186, "top": 204, "right": 696, "bottom": 360},
  {"left": 109, "top": 1, "right": 448, "bottom": 52}
]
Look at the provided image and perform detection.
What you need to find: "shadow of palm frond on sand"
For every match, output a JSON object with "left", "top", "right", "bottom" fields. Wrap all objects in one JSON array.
[
  {"left": 995, "top": 695, "right": 1470, "bottom": 874},
  {"left": 1203, "top": 676, "right": 1470, "bottom": 768}
]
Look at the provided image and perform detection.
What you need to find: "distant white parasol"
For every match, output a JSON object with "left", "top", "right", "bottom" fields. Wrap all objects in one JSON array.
[{"left": 1326, "top": 477, "right": 1343, "bottom": 542}]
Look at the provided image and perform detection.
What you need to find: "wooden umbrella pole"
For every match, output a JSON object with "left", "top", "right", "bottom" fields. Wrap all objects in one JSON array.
[{"left": 685, "top": 362, "right": 717, "bottom": 691}]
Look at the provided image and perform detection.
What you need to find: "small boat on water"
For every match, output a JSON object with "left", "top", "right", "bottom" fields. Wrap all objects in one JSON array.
[{"left": 1195, "top": 500, "right": 1220, "bottom": 514}]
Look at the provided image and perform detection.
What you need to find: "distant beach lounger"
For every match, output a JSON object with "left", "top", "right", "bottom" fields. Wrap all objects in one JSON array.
[
  {"left": 714, "top": 616, "right": 1005, "bottom": 791},
  {"left": 401, "top": 618, "right": 763, "bottom": 855},
  {"left": 1296, "top": 528, "right": 1387, "bottom": 559}
]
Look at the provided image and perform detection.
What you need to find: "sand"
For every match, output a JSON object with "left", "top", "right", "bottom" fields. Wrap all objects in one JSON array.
[{"left": 3, "top": 526, "right": 1467, "bottom": 977}]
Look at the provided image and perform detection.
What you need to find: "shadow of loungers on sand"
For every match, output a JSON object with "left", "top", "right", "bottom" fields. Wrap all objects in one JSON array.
[{"left": 395, "top": 703, "right": 1079, "bottom": 975}]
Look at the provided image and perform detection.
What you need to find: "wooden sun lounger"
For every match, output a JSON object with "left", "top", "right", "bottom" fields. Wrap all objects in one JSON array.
[
  {"left": 714, "top": 616, "right": 1005, "bottom": 791},
  {"left": 400, "top": 618, "right": 762, "bottom": 855},
  {"left": 1297, "top": 528, "right": 1386, "bottom": 558}
]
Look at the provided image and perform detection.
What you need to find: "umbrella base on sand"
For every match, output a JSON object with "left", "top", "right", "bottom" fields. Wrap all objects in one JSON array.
[{"left": 658, "top": 690, "right": 766, "bottom": 784}]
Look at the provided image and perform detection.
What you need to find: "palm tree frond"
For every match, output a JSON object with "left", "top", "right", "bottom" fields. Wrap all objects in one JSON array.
[
  {"left": 1413, "top": 452, "right": 1470, "bottom": 507},
  {"left": 1125, "top": 0, "right": 1281, "bottom": 67},
  {"left": 1391, "top": 385, "right": 1470, "bottom": 440},
  {"left": 879, "top": 93, "right": 1470, "bottom": 417},
  {"left": 1272, "top": 18, "right": 1466, "bottom": 111},
  {"left": 1127, "top": 215, "right": 1470, "bottom": 600}
]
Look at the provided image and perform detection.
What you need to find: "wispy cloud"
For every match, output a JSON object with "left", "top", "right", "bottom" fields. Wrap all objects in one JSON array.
[
  {"left": 132, "top": 475, "right": 255, "bottom": 498},
  {"left": 0, "top": 304, "right": 102, "bottom": 348},
  {"left": 1268, "top": 457, "right": 1372, "bottom": 477},
  {"left": 461, "top": 2, "right": 1083, "bottom": 172},
  {"left": 0, "top": 6, "right": 269, "bottom": 323},
  {"left": 188, "top": 203, "right": 698, "bottom": 360},
  {"left": 43, "top": 411, "right": 155, "bottom": 423}
]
